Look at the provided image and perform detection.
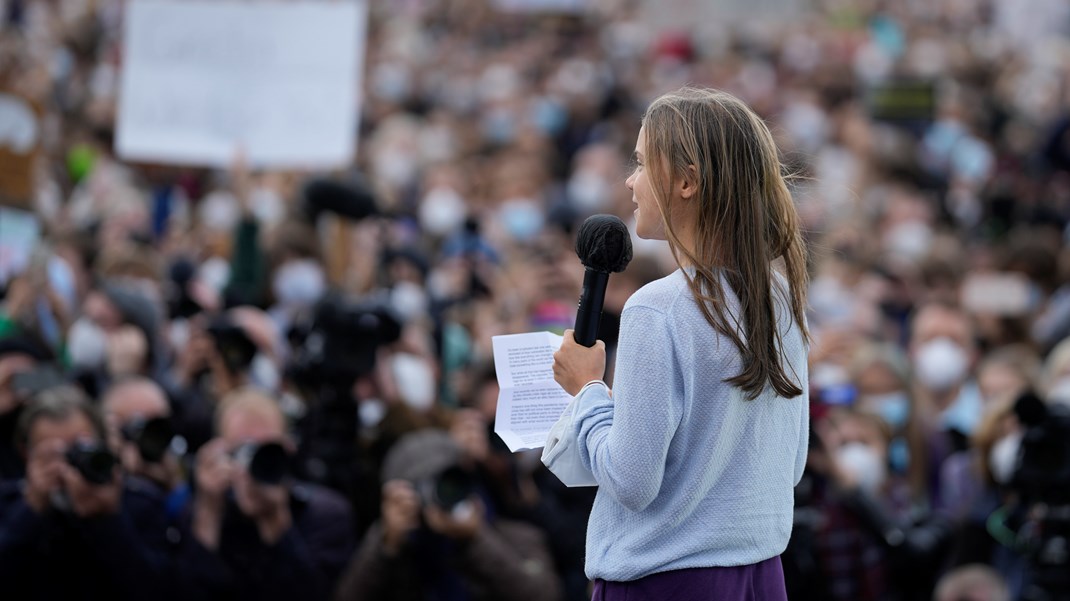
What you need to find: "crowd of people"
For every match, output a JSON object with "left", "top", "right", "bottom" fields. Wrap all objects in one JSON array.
[{"left": 2, "top": 0, "right": 1070, "bottom": 599}]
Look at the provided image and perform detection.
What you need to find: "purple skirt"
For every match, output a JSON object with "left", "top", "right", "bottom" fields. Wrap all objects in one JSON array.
[{"left": 591, "top": 556, "right": 787, "bottom": 601}]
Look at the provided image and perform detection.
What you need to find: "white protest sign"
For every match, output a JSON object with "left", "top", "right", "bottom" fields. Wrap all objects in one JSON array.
[
  {"left": 493, "top": 0, "right": 588, "bottom": 13},
  {"left": 117, "top": 0, "right": 367, "bottom": 169},
  {"left": 639, "top": 0, "right": 813, "bottom": 32}
]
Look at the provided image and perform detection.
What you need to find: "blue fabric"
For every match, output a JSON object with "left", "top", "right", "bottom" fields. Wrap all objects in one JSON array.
[{"left": 571, "top": 269, "right": 809, "bottom": 581}]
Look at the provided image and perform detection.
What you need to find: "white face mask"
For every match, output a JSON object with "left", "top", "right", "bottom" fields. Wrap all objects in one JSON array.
[
  {"left": 68, "top": 318, "right": 108, "bottom": 369},
  {"left": 272, "top": 260, "right": 326, "bottom": 307},
  {"left": 914, "top": 337, "right": 969, "bottom": 392},
  {"left": 499, "top": 199, "right": 544, "bottom": 242},
  {"left": 358, "top": 397, "right": 386, "bottom": 428},
  {"left": 567, "top": 170, "right": 611, "bottom": 212},
  {"left": 884, "top": 221, "right": 933, "bottom": 264},
  {"left": 989, "top": 431, "right": 1022, "bottom": 485},
  {"left": 391, "top": 281, "right": 428, "bottom": 322},
  {"left": 862, "top": 391, "right": 911, "bottom": 430},
  {"left": 199, "top": 190, "right": 240, "bottom": 231},
  {"left": 836, "top": 442, "right": 887, "bottom": 495},
  {"left": 198, "top": 257, "right": 231, "bottom": 293},
  {"left": 419, "top": 186, "right": 466, "bottom": 236},
  {"left": 390, "top": 353, "right": 436, "bottom": 411}
]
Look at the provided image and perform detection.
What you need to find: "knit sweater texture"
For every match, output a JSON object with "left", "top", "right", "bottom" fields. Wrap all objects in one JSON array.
[{"left": 573, "top": 268, "right": 809, "bottom": 581}]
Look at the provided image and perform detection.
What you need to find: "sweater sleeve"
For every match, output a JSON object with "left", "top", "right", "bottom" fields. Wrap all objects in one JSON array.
[{"left": 573, "top": 305, "right": 683, "bottom": 512}]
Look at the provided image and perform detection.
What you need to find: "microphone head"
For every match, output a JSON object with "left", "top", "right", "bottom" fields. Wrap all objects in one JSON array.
[
  {"left": 302, "top": 176, "right": 379, "bottom": 222},
  {"left": 575, "top": 214, "right": 633, "bottom": 273}
]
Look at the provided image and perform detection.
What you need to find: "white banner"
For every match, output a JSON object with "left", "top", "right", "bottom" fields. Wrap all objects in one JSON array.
[
  {"left": 117, "top": 0, "right": 367, "bottom": 169},
  {"left": 493, "top": 0, "right": 588, "bottom": 13}
]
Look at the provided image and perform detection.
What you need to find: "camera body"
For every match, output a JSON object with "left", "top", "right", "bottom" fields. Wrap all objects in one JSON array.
[
  {"left": 232, "top": 441, "right": 290, "bottom": 485},
  {"left": 206, "top": 317, "right": 258, "bottom": 375},
  {"left": 418, "top": 465, "right": 477, "bottom": 519},
  {"left": 120, "top": 416, "right": 176, "bottom": 463},
  {"left": 65, "top": 440, "right": 117, "bottom": 485}
]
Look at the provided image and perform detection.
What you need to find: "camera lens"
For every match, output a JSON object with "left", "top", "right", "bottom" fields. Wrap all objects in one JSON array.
[
  {"left": 433, "top": 465, "right": 475, "bottom": 510},
  {"left": 236, "top": 442, "right": 289, "bottom": 485},
  {"left": 66, "top": 441, "right": 117, "bottom": 485},
  {"left": 137, "top": 417, "right": 175, "bottom": 463}
]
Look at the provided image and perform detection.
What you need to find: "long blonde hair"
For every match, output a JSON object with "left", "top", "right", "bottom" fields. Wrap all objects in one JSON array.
[{"left": 642, "top": 87, "right": 809, "bottom": 399}]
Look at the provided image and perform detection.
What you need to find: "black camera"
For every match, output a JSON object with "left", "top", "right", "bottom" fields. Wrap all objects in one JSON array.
[
  {"left": 66, "top": 441, "right": 118, "bottom": 485},
  {"left": 288, "top": 294, "right": 402, "bottom": 389},
  {"left": 232, "top": 441, "right": 290, "bottom": 485},
  {"left": 120, "top": 416, "right": 176, "bottom": 463},
  {"left": 419, "top": 465, "right": 477, "bottom": 514},
  {"left": 207, "top": 317, "right": 258, "bottom": 375}
]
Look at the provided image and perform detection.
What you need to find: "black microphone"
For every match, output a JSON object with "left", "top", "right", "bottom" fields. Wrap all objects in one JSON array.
[
  {"left": 574, "top": 214, "right": 633, "bottom": 347},
  {"left": 302, "top": 176, "right": 379, "bottom": 222}
]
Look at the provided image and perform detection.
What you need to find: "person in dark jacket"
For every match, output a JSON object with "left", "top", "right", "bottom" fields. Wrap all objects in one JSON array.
[
  {"left": 180, "top": 386, "right": 354, "bottom": 601},
  {"left": 0, "top": 385, "right": 176, "bottom": 601},
  {"left": 334, "top": 428, "right": 563, "bottom": 601}
]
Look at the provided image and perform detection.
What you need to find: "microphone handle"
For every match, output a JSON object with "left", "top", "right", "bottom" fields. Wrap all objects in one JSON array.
[{"left": 575, "top": 268, "right": 609, "bottom": 347}]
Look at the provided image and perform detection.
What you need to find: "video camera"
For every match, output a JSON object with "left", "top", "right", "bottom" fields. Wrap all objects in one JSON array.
[
  {"left": 65, "top": 440, "right": 118, "bottom": 485},
  {"left": 288, "top": 294, "right": 403, "bottom": 390},
  {"left": 286, "top": 294, "right": 402, "bottom": 497},
  {"left": 1010, "top": 392, "right": 1070, "bottom": 600}
]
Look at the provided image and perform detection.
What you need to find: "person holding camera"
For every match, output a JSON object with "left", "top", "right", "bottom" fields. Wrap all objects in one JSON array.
[
  {"left": 167, "top": 307, "right": 282, "bottom": 453},
  {"left": 104, "top": 376, "right": 185, "bottom": 493},
  {"left": 180, "top": 387, "right": 354, "bottom": 601},
  {"left": 334, "top": 428, "right": 562, "bottom": 601},
  {"left": 0, "top": 386, "right": 174, "bottom": 600},
  {"left": 0, "top": 336, "right": 57, "bottom": 482}
]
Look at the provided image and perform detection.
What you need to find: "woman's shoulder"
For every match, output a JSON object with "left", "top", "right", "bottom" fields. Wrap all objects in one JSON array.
[{"left": 623, "top": 269, "right": 689, "bottom": 314}]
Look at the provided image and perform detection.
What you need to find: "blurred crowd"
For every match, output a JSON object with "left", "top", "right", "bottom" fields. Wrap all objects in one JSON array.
[{"left": 2, "top": 0, "right": 1070, "bottom": 599}]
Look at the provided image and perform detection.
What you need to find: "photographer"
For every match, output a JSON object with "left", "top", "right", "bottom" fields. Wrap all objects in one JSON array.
[
  {"left": 0, "top": 386, "right": 173, "bottom": 600},
  {"left": 168, "top": 307, "right": 282, "bottom": 452},
  {"left": 335, "top": 429, "right": 562, "bottom": 601},
  {"left": 181, "top": 387, "right": 353, "bottom": 601},
  {"left": 0, "top": 336, "right": 58, "bottom": 482},
  {"left": 104, "top": 377, "right": 184, "bottom": 488}
]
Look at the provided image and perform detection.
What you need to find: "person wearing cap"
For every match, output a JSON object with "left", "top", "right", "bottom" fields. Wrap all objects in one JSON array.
[{"left": 334, "top": 428, "right": 562, "bottom": 601}]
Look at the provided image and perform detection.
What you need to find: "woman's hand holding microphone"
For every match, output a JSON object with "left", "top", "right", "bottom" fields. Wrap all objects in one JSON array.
[{"left": 552, "top": 329, "right": 607, "bottom": 397}]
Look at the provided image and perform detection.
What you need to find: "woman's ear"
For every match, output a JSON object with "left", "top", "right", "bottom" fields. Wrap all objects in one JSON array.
[{"left": 678, "top": 165, "right": 699, "bottom": 200}]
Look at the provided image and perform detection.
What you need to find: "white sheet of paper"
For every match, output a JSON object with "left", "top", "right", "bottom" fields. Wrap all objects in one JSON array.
[
  {"left": 492, "top": 332, "right": 574, "bottom": 452},
  {"left": 116, "top": 0, "right": 367, "bottom": 168}
]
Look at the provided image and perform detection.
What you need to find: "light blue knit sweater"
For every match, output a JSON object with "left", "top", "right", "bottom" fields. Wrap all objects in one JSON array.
[{"left": 572, "top": 269, "right": 809, "bottom": 582}]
